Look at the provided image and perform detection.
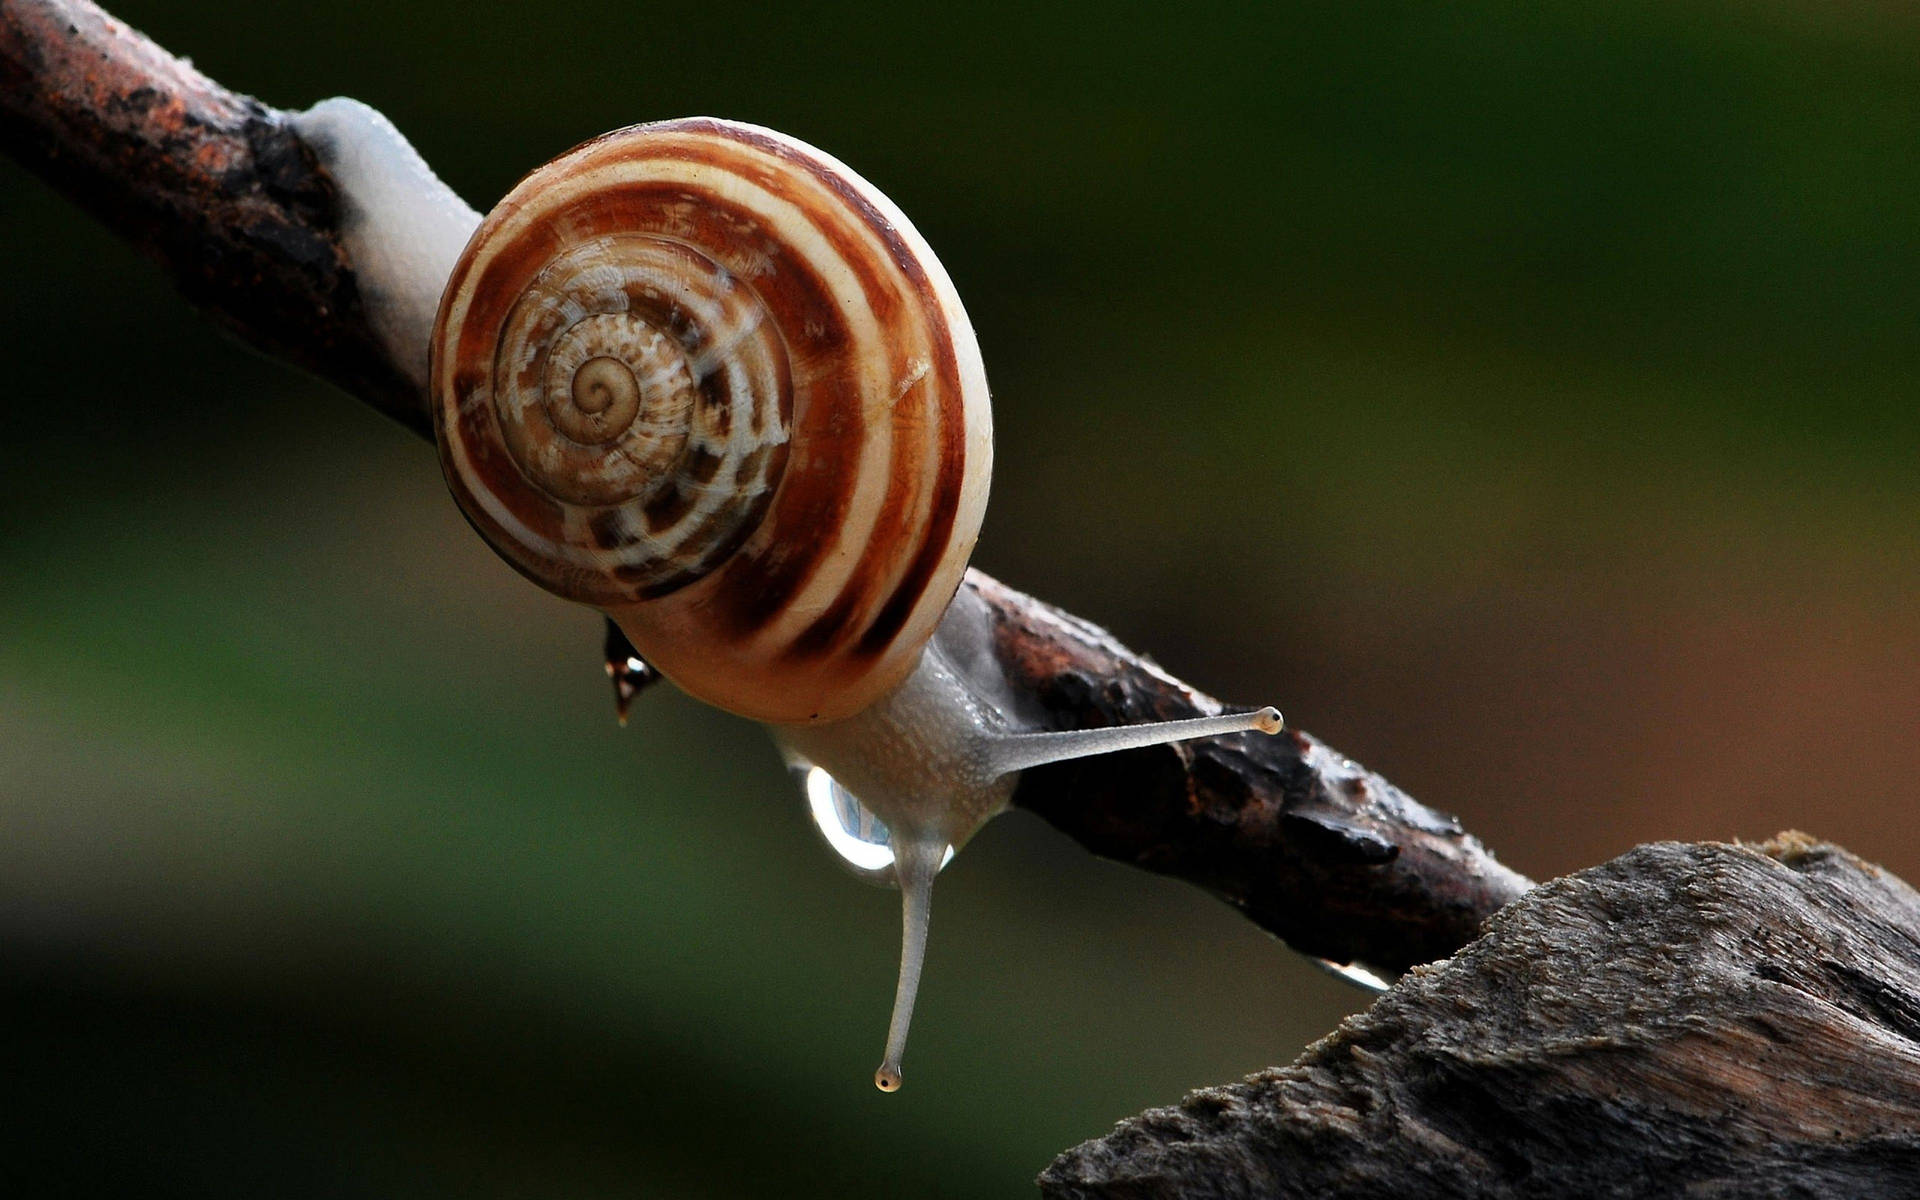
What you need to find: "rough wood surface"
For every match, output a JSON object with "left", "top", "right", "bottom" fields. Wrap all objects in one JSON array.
[
  {"left": 0, "top": 0, "right": 1530, "bottom": 976},
  {"left": 0, "top": 0, "right": 424, "bottom": 433},
  {"left": 1043, "top": 834, "right": 1920, "bottom": 1198}
]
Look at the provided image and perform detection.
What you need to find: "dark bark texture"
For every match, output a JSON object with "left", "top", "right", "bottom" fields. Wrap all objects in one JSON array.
[
  {"left": 975, "top": 574, "right": 1526, "bottom": 975},
  {"left": 0, "top": 0, "right": 425, "bottom": 433},
  {"left": 1043, "top": 834, "right": 1920, "bottom": 1199},
  {"left": 0, "top": 0, "right": 1529, "bottom": 978}
]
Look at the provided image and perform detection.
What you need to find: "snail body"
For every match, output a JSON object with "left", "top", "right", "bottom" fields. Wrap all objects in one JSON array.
[
  {"left": 300, "top": 100, "right": 1281, "bottom": 1091},
  {"left": 777, "top": 592, "right": 1280, "bottom": 1089}
]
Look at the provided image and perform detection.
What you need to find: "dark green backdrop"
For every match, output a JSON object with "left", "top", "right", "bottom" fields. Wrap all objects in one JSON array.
[{"left": 4, "top": 1, "right": 1918, "bottom": 1194}]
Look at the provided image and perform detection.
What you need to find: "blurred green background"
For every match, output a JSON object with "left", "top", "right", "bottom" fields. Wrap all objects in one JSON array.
[{"left": 4, "top": 0, "right": 1919, "bottom": 1193}]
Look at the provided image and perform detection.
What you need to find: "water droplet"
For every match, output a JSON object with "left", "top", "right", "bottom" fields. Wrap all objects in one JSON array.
[
  {"left": 799, "top": 765, "right": 952, "bottom": 884},
  {"left": 602, "top": 619, "right": 659, "bottom": 724},
  {"left": 1310, "top": 957, "right": 1395, "bottom": 994}
]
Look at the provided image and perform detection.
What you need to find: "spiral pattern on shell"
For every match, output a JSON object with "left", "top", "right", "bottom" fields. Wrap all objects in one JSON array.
[{"left": 431, "top": 118, "right": 992, "bottom": 724}]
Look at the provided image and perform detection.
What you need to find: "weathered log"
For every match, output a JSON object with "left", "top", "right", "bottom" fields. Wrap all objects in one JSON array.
[{"left": 1043, "top": 834, "right": 1920, "bottom": 1198}]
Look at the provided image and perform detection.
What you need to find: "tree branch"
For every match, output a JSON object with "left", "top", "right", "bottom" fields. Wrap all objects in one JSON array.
[
  {"left": 0, "top": 0, "right": 424, "bottom": 433},
  {"left": 0, "top": 0, "right": 1530, "bottom": 976}
]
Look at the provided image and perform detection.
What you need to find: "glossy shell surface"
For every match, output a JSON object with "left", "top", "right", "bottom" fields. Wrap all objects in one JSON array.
[{"left": 432, "top": 118, "right": 992, "bottom": 723}]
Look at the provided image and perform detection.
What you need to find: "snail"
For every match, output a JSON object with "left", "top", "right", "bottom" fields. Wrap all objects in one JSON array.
[{"left": 294, "top": 100, "right": 1283, "bottom": 1091}]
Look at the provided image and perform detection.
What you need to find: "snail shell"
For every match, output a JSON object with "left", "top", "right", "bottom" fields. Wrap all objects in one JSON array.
[{"left": 431, "top": 118, "right": 992, "bottom": 724}]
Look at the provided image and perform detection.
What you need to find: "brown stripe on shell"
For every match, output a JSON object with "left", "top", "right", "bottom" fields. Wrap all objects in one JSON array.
[
  {"left": 615, "top": 437, "right": 793, "bottom": 602},
  {"left": 451, "top": 361, "right": 486, "bottom": 403},
  {"left": 699, "top": 386, "right": 734, "bottom": 440},
  {"left": 621, "top": 512, "right": 735, "bottom": 600},
  {"left": 587, "top": 508, "right": 635, "bottom": 551},
  {"left": 780, "top": 130, "right": 973, "bottom": 664},
  {"left": 438, "top": 389, "right": 573, "bottom": 589},
  {"left": 681, "top": 445, "right": 725, "bottom": 487},
  {"left": 858, "top": 442, "right": 967, "bottom": 656},
  {"left": 850, "top": 318, "right": 969, "bottom": 659},
  {"left": 718, "top": 124, "right": 971, "bottom": 667},
  {"left": 640, "top": 479, "right": 694, "bottom": 533}
]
